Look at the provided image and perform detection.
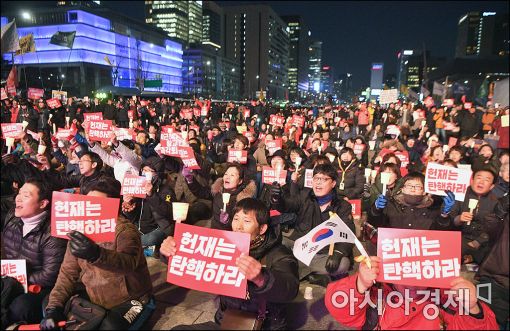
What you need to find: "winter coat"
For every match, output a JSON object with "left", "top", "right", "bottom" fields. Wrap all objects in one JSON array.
[
  {"left": 214, "top": 224, "right": 299, "bottom": 330},
  {"left": 2, "top": 210, "right": 67, "bottom": 289},
  {"left": 456, "top": 110, "right": 482, "bottom": 138},
  {"left": 492, "top": 118, "right": 509, "bottom": 149},
  {"left": 46, "top": 169, "right": 110, "bottom": 195},
  {"left": 325, "top": 274, "right": 498, "bottom": 330},
  {"left": 335, "top": 159, "right": 364, "bottom": 199},
  {"left": 16, "top": 106, "right": 38, "bottom": 132},
  {"left": 368, "top": 192, "right": 452, "bottom": 231},
  {"left": 491, "top": 177, "right": 508, "bottom": 198},
  {"left": 46, "top": 216, "right": 153, "bottom": 310},
  {"left": 274, "top": 190, "right": 354, "bottom": 258},
  {"left": 102, "top": 103, "right": 115, "bottom": 121}
]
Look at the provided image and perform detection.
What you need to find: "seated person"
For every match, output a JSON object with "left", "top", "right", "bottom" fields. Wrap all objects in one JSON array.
[
  {"left": 271, "top": 163, "right": 355, "bottom": 287},
  {"left": 1, "top": 178, "right": 67, "bottom": 328},
  {"left": 161, "top": 198, "right": 299, "bottom": 330},
  {"left": 40, "top": 177, "right": 154, "bottom": 330}
]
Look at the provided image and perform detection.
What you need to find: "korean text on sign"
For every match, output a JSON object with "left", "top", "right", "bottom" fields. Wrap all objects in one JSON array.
[
  {"left": 1, "top": 260, "right": 28, "bottom": 292},
  {"left": 424, "top": 162, "right": 472, "bottom": 201},
  {"left": 121, "top": 175, "right": 147, "bottom": 198},
  {"left": 1, "top": 123, "right": 24, "bottom": 138},
  {"left": 167, "top": 223, "right": 250, "bottom": 299},
  {"left": 51, "top": 191, "right": 120, "bottom": 242},
  {"left": 376, "top": 228, "right": 461, "bottom": 288},
  {"left": 227, "top": 150, "right": 248, "bottom": 164},
  {"left": 262, "top": 166, "right": 287, "bottom": 186}
]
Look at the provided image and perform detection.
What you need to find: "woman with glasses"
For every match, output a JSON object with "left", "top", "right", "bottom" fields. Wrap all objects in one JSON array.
[
  {"left": 270, "top": 163, "right": 355, "bottom": 287},
  {"left": 367, "top": 172, "right": 455, "bottom": 231}
]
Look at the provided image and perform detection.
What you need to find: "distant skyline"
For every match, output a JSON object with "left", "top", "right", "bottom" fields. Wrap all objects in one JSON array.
[{"left": 3, "top": 1, "right": 508, "bottom": 90}]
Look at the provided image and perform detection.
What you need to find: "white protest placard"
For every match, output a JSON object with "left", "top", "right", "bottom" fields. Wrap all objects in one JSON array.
[
  {"left": 293, "top": 214, "right": 355, "bottom": 266},
  {"left": 502, "top": 115, "right": 509, "bottom": 128},
  {"left": 424, "top": 162, "right": 472, "bottom": 201},
  {"left": 304, "top": 169, "right": 313, "bottom": 188},
  {"left": 1, "top": 259, "right": 28, "bottom": 292},
  {"left": 379, "top": 89, "right": 398, "bottom": 105}
]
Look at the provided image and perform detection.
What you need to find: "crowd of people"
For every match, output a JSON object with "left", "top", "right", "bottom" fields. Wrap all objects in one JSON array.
[{"left": 0, "top": 93, "right": 508, "bottom": 330}]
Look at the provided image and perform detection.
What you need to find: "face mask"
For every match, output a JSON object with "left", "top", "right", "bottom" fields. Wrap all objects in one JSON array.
[
  {"left": 143, "top": 171, "right": 153, "bottom": 181},
  {"left": 403, "top": 193, "right": 423, "bottom": 206},
  {"left": 341, "top": 160, "right": 351, "bottom": 168}
]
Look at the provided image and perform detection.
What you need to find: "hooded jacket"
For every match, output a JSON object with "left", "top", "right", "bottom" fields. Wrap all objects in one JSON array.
[
  {"left": 335, "top": 159, "right": 364, "bottom": 199},
  {"left": 214, "top": 224, "right": 299, "bottom": 330}
]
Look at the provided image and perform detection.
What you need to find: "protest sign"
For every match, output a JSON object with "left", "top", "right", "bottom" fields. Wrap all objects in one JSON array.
[
  {"left": 386, "top": 124, "right": 401, "bottom": 137},
  {"left": 227, "top": 149, "right": 248, "bottom": 164},
  {"left": 160, "top": 132, "right": 189, "bottom": 157},
  {"left": 200, "top": 106, "right": 209, "bottom": 117},
  {"left": 121, "top": 174, "right": 147, "bottom": 198},
  {"left": 443, "top": 121, "right": 457, "bottom": 131},
  {"left": 292, "top": 115, "right": 305, "bottom": 127},
  {"left": 178, "top": 146, "right": 200, "bottom": 170},
  {"left": 262, "top": 166, "right": 287, "bottom": 186},
  {"left": 304, "top": 169, "right": 313, "bottom": 188},
  {"left": 379, "top": 89, "right": 398, "bottom": 105},
  {"left": 1, "top": 260, "right": 28, "bottom": 292},
  {"left": 353, "top": 144, "right": 365, "bottom": 159},
  {"left": 243, "top": 108, "right": 250, "bottom": 118},
  {"left": 55, "top": 128, "right": 75, "bottom": 140},
  {"left": 7, "top": 84, "right": 17, "bottom": 96},
  {"left": 87, "top": 120, "right": 113, "bottom": 142},
  {"left": 394, "top": 150, "right": 410, "bottom": 176},
  {"left": 27, "top": 87, "right": 44, "bottom": 100},
  {"left": 269, "top": 115, "right": 285, "bottom": 127},
  {"left": 83, "top": 112, "right": 103, "bottom": 122},
  {"left": 265, "top": 138, "right": 282, "bottom": 155},
  {"left": 463, "top": 102, "right": 473, "bottom": 110},
  {"left": 293, "top": 213, "right": 356, "bottom": 266},
  {"left": 502, "top": 115, "right": 509, "bottom": 128},
  {"left": 376, "top": 228, "right": 461, "bottom": 288},
  {"left": 113, "top": 127, "right": 135, "bottom": 141},
  {"left": 51, "top": 191, "right": 120, "bottom": 242},
  {"left": 46, "top": 98, "right": 62, "bottom": 109},
  {"left": 348, "top": 199, "right": 361, "bottom": 219},
  {"left": 1, "top": 87, "right": 7, "bottom": 100},
  {"left": 167, "top": 223, "right": 249, "bottom": 299},
  {"left": 52, "top": 90, "right": 67, "bottom": 102},
  {"left": 442, "top": 99, "right": 454, "bottom": 107},
  {"left": 236, "top": 126, "right": 247, "bottom": 134},
  {"left": 127, "top": 110, "right": 134, "bottom": 120},
  {"left": 1, "top": 123, "right": 24, "bottom": 138},
  {"left": 425, "top": 162, "right": 472, "bottom": 201}
]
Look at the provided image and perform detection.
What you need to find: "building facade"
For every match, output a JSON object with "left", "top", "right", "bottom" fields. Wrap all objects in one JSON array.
[
  {"left": 320, "top": 65, "right": 334, "bottom": 95},
  {"left": 145, "top": 1, "right": 202, "bottom": 46},
  {"left": 455, "top": 11, "right": 509, "bottom": 58},
  {"left": 334, "top": 73, "right": 354, "bottom": 103},
  {"left": 282, "top": 15, "right": 310, "bottom": 102},
  {"left": 2, "top": 4, "right": 183, "bottom": 97},
  {"left": 224, "top": 4, "right": 289, "bottom": 100},
  {"left": 370, "top": 63, "right": 384, "bottom": 99},
  {"left": 308, "top": 40, "right": 322, "bottom": 94}
]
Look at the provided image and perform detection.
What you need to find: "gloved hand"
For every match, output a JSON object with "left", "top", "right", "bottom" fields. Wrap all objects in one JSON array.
[
  {"left": 219, "top": 210, "right": 229, "bottom": 224},
  {"left": 441, "top": 190, "right": 456, "bottom": 214},
  {"left": 74, "top": 132, "right": 88, "bottom": 146},
  {"left": 68, "top": 230, "right": 100, "bottom": 262},
  {"left": 40, "top": 306, "right": 66, "bottom": 330},
  {"left": 269, "top": 182, "right": 282, "bottom": 205},
  {"left": 374, "top": 194, "right": 388, "bottom": 210},
  {"left": 362, "top": 183, "right": 371, "bottom": 199},
  {"left": 181, "top": 167, "right": 194, "bottom": 184},
  {"left": 325, "top": 252, "right": 342, "bottom": 274},
  {"left": 50, "top": 135, "right": 58, "bottom": 149}
]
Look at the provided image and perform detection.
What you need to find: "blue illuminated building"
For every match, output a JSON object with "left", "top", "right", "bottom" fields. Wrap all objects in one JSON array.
[{"left": 1, "top": 4, "right": 183, "bottom": 96}]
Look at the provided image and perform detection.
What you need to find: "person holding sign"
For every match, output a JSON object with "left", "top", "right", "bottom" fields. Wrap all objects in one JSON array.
[
  {"left": 161, "top": 198, "right": 299, "bottom": 330},
  {"left": 42, "top": 177, "right": 154, "bottom": 330},
  {"left": 491, "top": 107, "right": 509, "bottom": 154},
  {"left": 361, "top": 163, "right": 402, "bottom": 213},
  {"left": 368, "top": 172, "right": 455, "bottom": 231},
  {"left": 16, "top": 100, "right": 38, "bottom": 133},
  {"left": 449, "top": 168, "right": 502, "bottom": 264},
  {"left": 325, "top": 255, "right": 499, "bottom": 330},
  {"left": 2, "top": 178, "right": 67, "bottom": 327},
  {"left": 271, "top": 163, "right": 355, "bottom": 287}
]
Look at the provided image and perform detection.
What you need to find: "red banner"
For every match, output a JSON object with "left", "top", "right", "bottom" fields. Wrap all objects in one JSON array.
[
  {"left": 442, "top": 99, "right": 454, "bottom": 107},
  {"left": 113, "top": 127, "right": 135, "bottom": 141},
  {"left": 0, "top": 87, "right": 7, "bottom": 100},
  {"left": 376, "top": 228, "right": 461, "bottom": 288},
  {"left": 55, "top": 128, "right": 75, "bottom": 140},
  {"left": 178, "top": 146, "right": 200, "bottom": 170},
  {"left": 27, "top": 87, "right": 44, "bottom": 100},
  {"left": 243, "top": 108, "right": 250, "bottom": 118},
  {"left": 167, "top": 223, "right": 249, "bottom": 299},
  {"left": 51, "top": 191, "right": 120, "bottom": 242},
  {"left": 200, "top": 106, "right": 209, "bottom": 117},
  {"left": 292, "top": 115, "right": 305, "bottom": 127},
  {"left": 262, "top": 166, "right": 287, "bottom": 186},
  {"left": 7, "top": 84, "right": 16, "bottom": 96},
  {"left": 46, "top": 98, "right": 62, "bottom": 109},
  {"left": 348, "top": 199, "right": 361, "bottom": 219},
  {"left": 83, "top": 112, "right": 103, "bottom": 122},
  {"left": 269, "top": 115, "right": 285, "bottom": 127},
  {"left": 227, "top": 149, "right": 248, "bottom": 164},
  {"left": 121, "top": 174, "right": 147, "bottom": 198},
  {"left": 87, "top": 120, "right": 113, "bottom": 142},
  {"left": 265, "top": 138, "right": 282, "bottom": 155},
  {"left": 1, "top": 260, "right": 27, "bottom": 292},
  {"left": 1, "top": 123, "right": 24, "bottom": 138},
  {"left": 160, "top": 132, "right": 189, "bottom": 157},
  {"left": 463, "top": 102, "right": 472, "bottom": 110}
]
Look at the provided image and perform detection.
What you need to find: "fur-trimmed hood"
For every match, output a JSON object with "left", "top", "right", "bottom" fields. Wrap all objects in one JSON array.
[{"left": 211, "top": 178, "right": 257, "bottom": 202}]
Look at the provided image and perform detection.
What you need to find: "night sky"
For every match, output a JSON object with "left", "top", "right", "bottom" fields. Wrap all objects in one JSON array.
[{"left": 3, "top": 1, "right": 509, "bottom": 90}]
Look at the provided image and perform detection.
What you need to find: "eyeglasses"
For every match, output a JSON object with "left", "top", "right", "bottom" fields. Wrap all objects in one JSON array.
[
  {"left": 312, "top": 176, "right": 332, "bottom": 184},
  {"left": 404, "top": 184, "right": 424, "bottom": 191}
]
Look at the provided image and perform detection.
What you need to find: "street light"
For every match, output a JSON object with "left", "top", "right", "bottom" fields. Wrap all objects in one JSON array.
[
  {"left": 231, "top": 68, "right": 235, "bottom": 72},
  {"left": 206, "top": 61, "right": 211, "bottom": 66},
  {"left": 21, "top": 12, "right": 31, "bottom": 20}
]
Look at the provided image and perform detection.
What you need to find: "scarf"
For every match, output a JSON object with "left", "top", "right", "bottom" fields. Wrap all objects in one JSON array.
[
  {"left": 21, "top": 211, "right": 48, "bottom": 237},
  {"left": 316, "top": 192, "right": 334, "bottom": 206}
]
